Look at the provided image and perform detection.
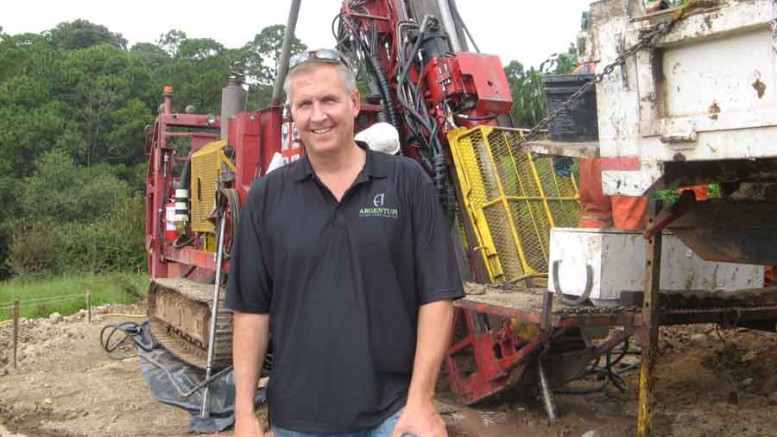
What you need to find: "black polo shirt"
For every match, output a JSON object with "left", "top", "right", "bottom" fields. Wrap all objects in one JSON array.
[{"left": 225, "top": 141, "right": 464, "bottom": 433}]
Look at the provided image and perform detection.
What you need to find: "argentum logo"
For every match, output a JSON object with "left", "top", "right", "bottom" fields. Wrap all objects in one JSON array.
[
  {"left": 359, "top": 207, "right": 399, "bottom": 219},
  {"left": 361, "top": 192, "right": 399, "bottom": 218}
]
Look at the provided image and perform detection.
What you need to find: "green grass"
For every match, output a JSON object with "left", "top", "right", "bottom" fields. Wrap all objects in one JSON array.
[{"left": 0, "top": 272, "right": 148, "bottom": 322}]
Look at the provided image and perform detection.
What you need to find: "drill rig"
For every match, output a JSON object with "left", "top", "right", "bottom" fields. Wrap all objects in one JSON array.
[
  {"left": 145, "top": 1, "right": 777, "bottom": 431},
  {"left": 144, "top": 0, "right": 620, "bottom": 415}
]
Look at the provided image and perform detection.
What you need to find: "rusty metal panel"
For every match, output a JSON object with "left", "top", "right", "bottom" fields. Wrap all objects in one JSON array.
[{"left": 669, "top": 200, "right": 777, "bottom": 264}]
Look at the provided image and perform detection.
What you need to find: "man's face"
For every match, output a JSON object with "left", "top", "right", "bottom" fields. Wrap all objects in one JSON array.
[{"left": 289, "top": 64, "right": 361, "bottom": 157}]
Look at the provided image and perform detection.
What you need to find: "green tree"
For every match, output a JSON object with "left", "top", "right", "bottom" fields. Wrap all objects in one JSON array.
[
  {"left": 0, "top": 33, "right": 57, "bottom": 82},
  {"left": 505, "top": 60, "right": 547, "bottom": 129},
  {"left": 157, "top": 29, "right": 187, "bottom": 57},
  {"left": 242, "top": 25, "right": 306, "bottom": 86},
  {"left": 18, "top": 150, "right": 131, "bottom": 223},
  {"left": 506, "top": 43, "right": 579, "bottom": 129},
  {"left": 0, "top": 22, "right": 313, "bottom": 277},
  {"left": 48, "top": 19, "right": 127, "bottom": 51},
  {"left": 163, "top": 37, "right": 241, "bottom": 114},
  {"left": 241, "top": 25, "right": 306, "bottom": 108},
  {"left": 8, "top": 151, "right": 141, "bottom": 276}
]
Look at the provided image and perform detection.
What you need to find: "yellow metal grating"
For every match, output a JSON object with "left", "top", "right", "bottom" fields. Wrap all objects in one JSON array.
[
  {"left": 190, "top": 140, "right": 228, "bottom": 233},
  {"left": 447, "top": 126, "right": 580, "bottom": 284}
]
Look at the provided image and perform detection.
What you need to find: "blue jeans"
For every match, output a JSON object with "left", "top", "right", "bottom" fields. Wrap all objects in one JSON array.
[{"left": 273, "top": 409, "right": 413, "bottom": 437}]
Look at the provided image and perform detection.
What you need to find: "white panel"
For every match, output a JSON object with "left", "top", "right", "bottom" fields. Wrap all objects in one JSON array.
[
  {"left": 663, "top": 29, "right": 775, "bottom": 118},
  {"left": 548, "top": 228, "right": 764, "bottom": 306}
]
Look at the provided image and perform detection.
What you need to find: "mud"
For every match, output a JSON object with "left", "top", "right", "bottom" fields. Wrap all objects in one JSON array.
[{"left": 1, "top": 307, "right": 776, "bottom": 436}]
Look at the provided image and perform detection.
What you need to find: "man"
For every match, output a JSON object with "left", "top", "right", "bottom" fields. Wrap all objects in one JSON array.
[{"left": 226, "top": 49, "right": 464, "bottom": 437}]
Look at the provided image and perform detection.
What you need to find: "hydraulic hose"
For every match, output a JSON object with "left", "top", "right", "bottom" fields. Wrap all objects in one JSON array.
[
  {"left": 179, "top": 154, "right": 191, "bottom": 190},
  {"left": 366, "top": 53, "right": 401, "bottom": 132}
]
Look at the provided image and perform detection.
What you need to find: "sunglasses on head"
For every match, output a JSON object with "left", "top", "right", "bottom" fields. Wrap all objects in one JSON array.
[{"left": 288, "top": 49, "right": 353, "bottom": 71}]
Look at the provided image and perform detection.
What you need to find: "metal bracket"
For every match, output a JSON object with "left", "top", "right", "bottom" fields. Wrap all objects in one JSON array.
[{"left": 551, "top": 260, "right": 594, "bottom": 306}]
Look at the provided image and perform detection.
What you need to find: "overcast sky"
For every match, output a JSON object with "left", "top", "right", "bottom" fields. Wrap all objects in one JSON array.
[{"left": 2, "top": 0, "right": 592, "bottom": 68}]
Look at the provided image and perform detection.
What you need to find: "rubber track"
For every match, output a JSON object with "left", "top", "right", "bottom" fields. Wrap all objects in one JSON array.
[{"left": 148, "top": 279, "right": 233, "bottom": 370}]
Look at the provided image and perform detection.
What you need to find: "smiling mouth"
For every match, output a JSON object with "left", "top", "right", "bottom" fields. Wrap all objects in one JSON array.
[{"left": 312, "top": 127, "right": 334, "bottom": 135}]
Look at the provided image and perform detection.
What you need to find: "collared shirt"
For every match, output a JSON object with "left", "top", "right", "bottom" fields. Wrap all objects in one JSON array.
[{"left": 226, "top": 141, "right": 464, "bottom": 433}]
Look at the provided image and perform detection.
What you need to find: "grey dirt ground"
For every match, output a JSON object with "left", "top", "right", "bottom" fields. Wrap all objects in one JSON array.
[{"left": 1, "top": 306, "right": 776, "bottom": 436}]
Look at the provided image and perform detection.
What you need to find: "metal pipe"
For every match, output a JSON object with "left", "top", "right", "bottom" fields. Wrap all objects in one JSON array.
[
  {"left": 538, "top": 360, "right": 558, "bottom": 422},
  {"left": 220, "top": 76, "right": 247, "bottom": 139},
  {"left": 540, "top": 290, "right": 553, "bottom": 332},
  {"left": 435, "top": 0, "right": 462, "bottom": 52},
  {"left": 272, "top": 0, "right": 303, "bottom": 106},
  {"left": 200, "top": 212, "right": 228, "bottom": 418},
  {"left": 163, "top": 86, "right": 173, "bottom": 115}
]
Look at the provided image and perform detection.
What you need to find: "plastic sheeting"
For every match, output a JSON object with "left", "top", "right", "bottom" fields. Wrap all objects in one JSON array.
[{"left": 131, "top": 322, "right": 266, "bottom": 433}]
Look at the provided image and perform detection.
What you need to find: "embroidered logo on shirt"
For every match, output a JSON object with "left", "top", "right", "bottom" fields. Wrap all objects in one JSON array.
[{"left": 360, "top": 193, "right": 399, "bottom": 219}]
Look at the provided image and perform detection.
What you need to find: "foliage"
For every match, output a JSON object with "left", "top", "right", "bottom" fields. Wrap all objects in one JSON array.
[
  {"left": 18, "top": 150, "right": 130, "bottom": 222},
  {"left": 0, "top": 20, "right": 304, "bottom": 279},
  {"left": 57, "top": 194, "right": 146, "bottom": 273},
  {"left": 48, "top": 19, "right": 128, "bottom": 51},
  {"left": 6, "top": 220, "right": 60, "bottom": 277},
  {"left": 7, "top": 193, "right": 145, "bottom": 277},
  {"left": 506, "top": 43, "right": 578, "bottom": 129},
  {"left": 10, "top": 144, "right": 144, "bottom": 276}
]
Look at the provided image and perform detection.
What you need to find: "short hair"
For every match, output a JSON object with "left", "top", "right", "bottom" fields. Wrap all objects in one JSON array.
[{"left": 283, "top": 59, "right": 357, "bottom": 107}]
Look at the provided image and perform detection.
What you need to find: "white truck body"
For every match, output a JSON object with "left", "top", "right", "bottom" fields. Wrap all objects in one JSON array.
[{"left": 589, "top": 0, "right": 777, "bottom": 196}]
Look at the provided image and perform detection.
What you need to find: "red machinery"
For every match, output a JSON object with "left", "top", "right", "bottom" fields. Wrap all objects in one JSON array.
[
  {"left": 145, "top": 79, "right": 292, "bottom": 368},
  {"left": 144, "top": 0, "right": 607, "bottom": 417},
  {"left": 332, "top": 0, "right": 591, "bottom": 407}
]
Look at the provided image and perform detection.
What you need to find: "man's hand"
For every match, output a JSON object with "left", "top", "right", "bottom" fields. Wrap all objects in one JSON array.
[
  {"left": 391, "top": 300, "right": 454, "bottom": 437},
  {"left": 390, "top": 399, "right": 447, "bottom": 437},
  {"left": 234, "top": 415, "right": 265, "bottom": 437}
]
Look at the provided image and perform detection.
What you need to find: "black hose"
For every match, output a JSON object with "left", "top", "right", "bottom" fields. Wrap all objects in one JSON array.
[
  {"left": 181, "top": 265, "right": 197, "bottom": 279},
  {"left": 100, "top": 322, "right": 155, "bottom": 360},
  {"left": 553, "top": 367, "right": 612, "bottom": 395},
  {"left": 157, "top": 152, "right": 170, "bottom": 248},
  {"left": 366, "top": 53, "right": 401, "bottom": 132},
  {"left": 179, "top": 154, "right": 191, "bottom": 190},
  {"left": 173, "top": 235, "right": 195, "bottom": 249},
  {"left": 454, "top": 113, "right": 499, "bottom": 121},
  {"left": 554, "top": 334, "right": 638, "bottom": 395},
  {"left": 448, "top": 0, "right": 479, "bottom": 52}
]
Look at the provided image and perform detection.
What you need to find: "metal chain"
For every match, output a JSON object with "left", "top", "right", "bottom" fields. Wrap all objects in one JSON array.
[{"left": 519, "top": 4, "right": 698, "bottom": 144}]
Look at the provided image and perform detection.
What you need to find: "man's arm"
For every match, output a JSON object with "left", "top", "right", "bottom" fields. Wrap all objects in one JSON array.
[
  {"left": 233, "top": 311, "right": 270, "bottom": 437},
  {"left": 391, "top": 299, "right": 454, "bottom": 437}
]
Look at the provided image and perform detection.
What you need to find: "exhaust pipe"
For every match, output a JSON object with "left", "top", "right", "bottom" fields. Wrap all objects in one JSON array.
[{"left": 220, "top": 76, "right": 247, "bottom": 139}]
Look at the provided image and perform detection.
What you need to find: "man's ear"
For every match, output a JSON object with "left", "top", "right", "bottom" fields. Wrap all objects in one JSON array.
[{"left": 351, "top": 89, "right": 361, "bottom": 118}]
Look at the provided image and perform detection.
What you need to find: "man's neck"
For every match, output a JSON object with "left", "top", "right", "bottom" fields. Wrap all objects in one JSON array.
[
  {"left": 307, "top": 142, "right": 367, "bottom": 202},
  {"left": 307, "top": 141, "right": 365, "bottom": 179}
]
